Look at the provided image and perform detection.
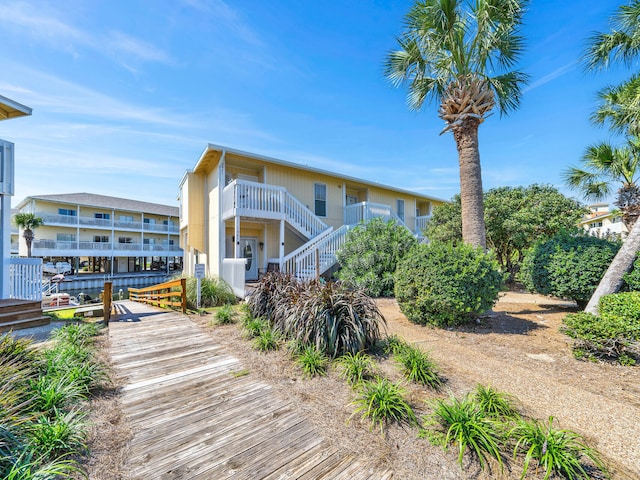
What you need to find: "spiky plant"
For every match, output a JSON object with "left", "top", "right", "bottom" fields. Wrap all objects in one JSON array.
[
  {"left": 510, "top": 416, "right": 607, "bottom": 480},
  {"left": 430, "top": 394, "right": 504, "bottom": 471},
  {"left": 212, "top": 304, "right": 235, "bottom": 325},
  {"left": 473, "top": 385, "right": 520, "bottom": 420},
  {"left": 352, "top": 377, "right": 417, "bottom": 434},
  {"left": 382, "top": 334, "right": 409, "bottom": 356},
  {"left": 253, "top": 328, "right": 280, "bottom": 352},
  {"left": 336, "top": 352, "right": 375, "bottom": 387},
  {"left": 243, "top": 317, "right": 269, "bottom": 339},
  {"left": 394, "top": 344, "right": 441, "bottom": 389},
  {"left": 30, "top": 373, "right": 86, "bottom": 413},
  {"left": 27, "top": 408, "right": 87, "bottom": 458},
  {"left": 296, "top": 345, "right": 329, "bottom": 378}
]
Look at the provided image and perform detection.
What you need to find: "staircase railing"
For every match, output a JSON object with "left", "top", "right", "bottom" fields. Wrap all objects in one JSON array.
[
  {"left": 223, "top": 179, "right": 327, "bottom": 239},
  {"left": 42, "top": 279, "right": 59, "bottom": 296},
  {"left": 282, "top": 225, "right": 351, "bottom": 279}
]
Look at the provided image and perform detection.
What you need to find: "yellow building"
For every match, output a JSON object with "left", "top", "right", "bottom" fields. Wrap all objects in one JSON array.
[{"left": 179, "top": 144, "right": 446, "bottom": 282}]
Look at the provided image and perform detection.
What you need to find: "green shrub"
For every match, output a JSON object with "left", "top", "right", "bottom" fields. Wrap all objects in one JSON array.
[
  {"left": 253, "top": 328, "right": 280, "bottom": 352},
  {"left": 243, "top": 317, "right": 269, "bottom": 339},
  {"left": 519, "top": 232, "right": 619, "bottom": 308},
  {"left": 510, "top": 416, "right": 607, "bottom": 480},
  {"left": 337, "top": 218, "right": 418, "bottom": 297},
  {"left": 429, "top": 394, "right": 504, "bottom": 471},
  {"left": 296, "top": 345, "right": 329, "bottom": 378},
  {"left": 352, "top": 377, "right": 417, "bottom": 433},
  {"left": 336, "top": 352, "right": 375, "bottom": 386},
  {"left": 623, "top": 254, "right": 640, "bottom": 290},
  {"left": 394, "top": 242, "right": 503, "bottom": 327},
  {"left": 27, "top": 409, "right": 87, "bottom": 458},
  {"left": 185, "top": 275, "right": 236, "bottom": 309},
  {"left": 562, "top": 292, "right": 640, "bottom": 364},
  {"left": 394, "top": 344, "right": 441, "bottom": 389}
]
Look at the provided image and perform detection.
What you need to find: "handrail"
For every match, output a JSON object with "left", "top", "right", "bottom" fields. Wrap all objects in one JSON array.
[
  {"left": 223, "top": 179, "right": 327, "bottom": 239},
  {"left": 128, "top": 278, "right": 187, "bottom": 313},
  {"left": 282, "top": 225, "right": 351, "bottom": 279},
  {"left": 282, "top": 226, "right": 334, "bottom": 267}
]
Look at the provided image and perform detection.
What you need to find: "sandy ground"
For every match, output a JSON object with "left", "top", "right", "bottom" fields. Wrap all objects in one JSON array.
[{"left": 78, "top": 292, "right": 639, "bottom": 479}]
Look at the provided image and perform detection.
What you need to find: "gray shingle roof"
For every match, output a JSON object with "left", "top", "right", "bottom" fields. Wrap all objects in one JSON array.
[{"left": 17, "top": 193, "right": 178, "bottom": 216}]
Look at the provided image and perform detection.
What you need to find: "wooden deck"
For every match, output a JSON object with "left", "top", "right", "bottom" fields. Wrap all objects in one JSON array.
[{"left": 109, "top": 301, "right": 393, "bottom": 479}]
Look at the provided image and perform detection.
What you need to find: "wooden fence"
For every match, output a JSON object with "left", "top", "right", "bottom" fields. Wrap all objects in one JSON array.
[{"left": 128, "top": 278, "right": 187, "bottom": 314}]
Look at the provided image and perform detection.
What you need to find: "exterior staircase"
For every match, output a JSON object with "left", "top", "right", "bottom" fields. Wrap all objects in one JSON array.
[
  {"left": 222, "top": 179, "right": 426, "bottom": 280},
  {"left": 0, "top": 299, "right": 50, "bottom": 333}
]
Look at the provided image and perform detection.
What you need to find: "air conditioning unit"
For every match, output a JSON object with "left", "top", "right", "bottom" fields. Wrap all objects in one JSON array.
[{"left": 0, "top": 140, "right": 14, "bottom": 196}]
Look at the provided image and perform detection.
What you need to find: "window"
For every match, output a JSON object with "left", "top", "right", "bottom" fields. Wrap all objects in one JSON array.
[
  {"left": 94, "top": 235, "right": 109, "bottom": 243},
  {"left": 94, "top": 213, "right": 110, "bottom": 219},
  {"left": 119, "top": 215, "right": 134, "bottom": 223},
  {"left": 591, "top": 221, "right": 603, "bottom": 228},
  {"left": 314, "top": 183, "right": 327, "bottom": 217},
  {"left": 397, "top": 199, "right": 405, "bottom": 222},
  {"left": 58, "top": 208, "right": 76, "bottom": 216},
  {"left": 143, "top": 238, "right": 156, "bottom": 245},
  {"left": 144, "top": 218, "right": 156, "bottom": 225},
  {"left": 56, "top": 233, "right": 76, "bottom": 242},
  {"left": 118, "top": 237, "right": 133, "bottom": 244}
]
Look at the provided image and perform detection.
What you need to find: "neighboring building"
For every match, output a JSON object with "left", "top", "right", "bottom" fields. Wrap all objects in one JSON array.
[
  {"left": 579, "top": 203, "right": 628, "bottom": 239},
  {"left": 179, "top": 144, "right": 447, "bottom": 282},
  {"left": 13, "top": 193, "right": 183, "bottom": 274},
  {"left": 10, "top": 208, "right": 18, "bottom": 255}
]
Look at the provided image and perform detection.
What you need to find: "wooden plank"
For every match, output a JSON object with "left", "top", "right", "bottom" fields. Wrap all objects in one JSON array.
[{"left": 108, "top": 301, "right": 393, "bottom": 479}]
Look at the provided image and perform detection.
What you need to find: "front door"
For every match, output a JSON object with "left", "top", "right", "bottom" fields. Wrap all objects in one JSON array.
[{"left": 240, "top": 238, "right": 258, "bottom": 281}]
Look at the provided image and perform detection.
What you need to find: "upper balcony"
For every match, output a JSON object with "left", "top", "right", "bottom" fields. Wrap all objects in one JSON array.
[
  {"left": 35, "top": 212, "right": 179, "bottom": 234},
  {"left": 31, "top": 239, "right": 183, "bottom": 257}
]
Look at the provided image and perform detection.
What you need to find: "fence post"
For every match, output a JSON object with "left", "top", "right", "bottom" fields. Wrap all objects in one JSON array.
[
  {"left": 181, "top": 277, "right": 187, "bottom": 313},
  {"left": 104, "top": 281, "right": 112, "bottom": 324}
]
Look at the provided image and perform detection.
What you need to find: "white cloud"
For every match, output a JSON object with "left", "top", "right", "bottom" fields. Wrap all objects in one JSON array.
[
  {"left": 107, "top": 31, "right": 173, "bottom": 64},
  {"left": 524, "top": 62, "right": 577, "bottom": 93}
]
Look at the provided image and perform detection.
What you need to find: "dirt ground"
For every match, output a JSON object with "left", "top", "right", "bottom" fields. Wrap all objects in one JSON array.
[{"left": 83, "top": 293, "right": 640, "bottom": 479}]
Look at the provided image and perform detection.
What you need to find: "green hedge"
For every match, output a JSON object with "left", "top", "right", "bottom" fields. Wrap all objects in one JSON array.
[
  {"left": 519, "top": 232, "right": 619, "bottom": 308},
  {"left": 394, "top": 242, "right": 503, "bottom": 327}
]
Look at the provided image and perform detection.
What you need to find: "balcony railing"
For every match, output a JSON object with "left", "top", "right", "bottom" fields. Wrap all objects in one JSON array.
[
  {"left": 344, "top": 202, "right": 409, "bottom": 230},
  {"left": 31, "top": 239, "right": 183, "bottom": 255},
  {"left": 415, "top": 215, "right": 432, "bottom": 235},
  {"left": 223, "top": 179, "right": 327, "bottom": 239},
  {"left": 35, "top": 212, "right": 179, "bottom": 233}
]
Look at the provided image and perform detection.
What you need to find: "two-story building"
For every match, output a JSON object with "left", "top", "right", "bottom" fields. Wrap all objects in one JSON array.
[
  {"left": 179, "top": 144, "right": 446, "bottom": 282},
  {"left": 13, "top": 193, "right": 183, "bottom": 275},
  {"left": 579, "top": 203, "right": 628, "bottom": 240}
]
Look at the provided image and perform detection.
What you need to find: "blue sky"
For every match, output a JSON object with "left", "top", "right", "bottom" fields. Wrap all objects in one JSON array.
[{"left": 0, "top": 0, "right": 634, "bottom": 208}]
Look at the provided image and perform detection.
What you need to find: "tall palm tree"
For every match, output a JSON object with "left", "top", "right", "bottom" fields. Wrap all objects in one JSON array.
[
  {"left": 384, "top": 0, "right": 528, "bottom": 250},
  {"left": 562, "top": 137, "right": 640, "bottom": 229},
  {"left": 13, "top": 213, "right": 43, "bottom": 258},
  {"left": 582, "top": 1, "right": 640, "bottom": 313}
]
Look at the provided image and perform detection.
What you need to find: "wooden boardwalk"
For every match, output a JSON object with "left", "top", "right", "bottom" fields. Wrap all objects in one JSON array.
[{"left": 108, "top": 301, "right": 393, "bottom": 480}]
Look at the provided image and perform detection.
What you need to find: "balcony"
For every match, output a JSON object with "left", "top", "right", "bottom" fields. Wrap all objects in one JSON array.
[
  {"left": 35, "top": 212, "right": 179, "bottom": 233},
  {"left": 31, "top": 239, "right": 183, "bottom": 256}
]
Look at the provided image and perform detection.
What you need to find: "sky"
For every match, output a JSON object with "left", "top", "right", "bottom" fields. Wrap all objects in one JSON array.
[{"left": 0, "top": 0, "right": 635, "bottom": 209}]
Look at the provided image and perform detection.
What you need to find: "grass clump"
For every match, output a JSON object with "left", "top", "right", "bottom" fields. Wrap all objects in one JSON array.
[
  {"left": 429, "top": 394, "right": 504, "bottom": 471},
  {"left": 243, "top": 317, "right": 269, "bottom": 339},
  {"left": 336, "top": 352, "right": 375, "bottom": 386},
  {"left": 473, "top": 384, "right": 520, "bottom": 420},
  {"left": 211, "top": 304, "right": 235, "bottom": 325},
  {"left": 253, "top": 328, "right": 280, "bottom": 352},
  {"left": 296, "top": 345, "right": 329, "bottom": 378},
  {"left": 352, "top": 377, "right": 417, "bottom": 434},
  {"left": 510, "top": 416, "right": 607, "bottom": 480},
  {"left": 394, "top": 344, "right": 441, "bottom": 389},
  {"left": 184, "top": 275, "right": 236, "bottom": 309}
]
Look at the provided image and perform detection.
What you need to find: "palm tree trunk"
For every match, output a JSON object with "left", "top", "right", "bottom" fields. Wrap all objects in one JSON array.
[
  {"left": 24, "top": 229, "right": 34, "bottom": 258},
  {"left": 585, "top": 218, "right": 640, "bottom": 314},
  {"left": 453, "top": 119, "right": 487, "bottom": 250}
]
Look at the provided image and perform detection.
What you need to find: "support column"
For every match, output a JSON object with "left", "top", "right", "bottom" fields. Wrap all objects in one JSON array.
[
  {"left": 279, "top": 219, "right": 284, "bottom": 271},
  {"left": 234, "top": 215, "right": 240, "bottom": 258},
  {"left": 0, "top": 195, "right": 11, "bottom": 298}
]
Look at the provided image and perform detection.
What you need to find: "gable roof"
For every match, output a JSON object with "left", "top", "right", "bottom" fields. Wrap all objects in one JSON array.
[
  {"left": 15, "top": 193, "right": 178, "bottom": 216},
  {"left": 189, "top": 143, "right": 449, "bottom": 204},
  {"left": 0, "top": 94, "right": 32, "bottom": 120}
]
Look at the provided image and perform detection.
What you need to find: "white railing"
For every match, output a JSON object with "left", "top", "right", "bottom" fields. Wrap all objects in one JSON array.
[
  {"left": 42, "top": 278, "right": 59, "bottom": 296},
  {"left": 223, "top": 180, "right": 327, "bottom": 239},
  {"left": 35, "top": 212, "right": 179, "bottom": 233},
  {"left": 282, "top": 225, "right": 351, "bottom": 279},
  {"left": 9, "top": 258, "right": 43, "bottom": 301},
  {"left": 415, "top": 215, "right": 431, "bottom": 235},
  {"left": 344, "top": 202, "right": 410, "bottom": 231}
]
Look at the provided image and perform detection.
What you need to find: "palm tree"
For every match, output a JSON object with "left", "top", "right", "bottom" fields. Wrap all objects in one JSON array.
[
  {"left": 384, "top": 0, "right": 528, "bottom": 250},
  {"left": 562, "top": 137, "right": 640, "bottom": 229},
  {"left": 13, "top": 213, "right": 43, "bottom": 258},
  {"left": 581, "top": 1, "right": 640, "bottom": 313}
]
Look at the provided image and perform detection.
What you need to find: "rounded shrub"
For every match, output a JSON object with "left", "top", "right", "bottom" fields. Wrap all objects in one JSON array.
[
  {"left": 394, "top": 242, "right": 503, "bottom": 327},
  {"left": 337, "top": 218, "right": 418, "bottom": 297},
  {"left": 519, "top": 232, "right": 619, "bottom": 308},
  {"left": 185, "top": 275, "right": 236, "bottom": 309}
]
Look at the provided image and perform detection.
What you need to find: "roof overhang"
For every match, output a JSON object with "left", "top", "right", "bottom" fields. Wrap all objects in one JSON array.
[{"left": 0, "top": 95, "right": 32, "bottom": 121}]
